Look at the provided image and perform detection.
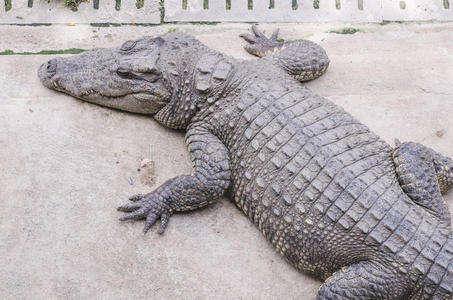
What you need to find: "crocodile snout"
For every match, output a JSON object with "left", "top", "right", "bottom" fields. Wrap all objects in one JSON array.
[{"left": 38, "top": 58, "right": 59, "bottom": 88}]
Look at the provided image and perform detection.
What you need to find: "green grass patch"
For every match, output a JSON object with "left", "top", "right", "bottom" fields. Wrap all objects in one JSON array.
[
  {"left": 115, "top": 0, "right": 121, "bottom": 11},
  {"left": 10, "top": 23, "right": 52, "bottom": 26},
  {"left": 269, "top": 0, "right": 274, "bottom": 9},
  {"left": 136, "top": 0, "right": 144, "bottom": 8},
  {"left": 0, "top": 48, "right": 86, "bottom": 55},
  {"left": 0, "top": 50, "right": 14, "bottom": 55},
  {"left": 5, "top": 0, "right": 12, "bottom": 11},
  {"left": 160, "top": 0, "right": 165, "bottom": 23},
  {"left": 64, "top": 0, "right": 88, "bottom": 11},
  {"left": 226, "top": 0, "right": 231, "bottom": 9},
  {"left": 379, "top": 20, "right": 404, "bottom": 25},
  {"left": 328, "top": 27, "right": 363, "bottom": 34},
  {"left": 313, "top": 0, "right": 319, "bottom": 9},
  {"left": 248, "top": 0, "right": 253, "bottom": 10},
  {"left": 167, "top": 28, "right": 177, "bottom": 33}
]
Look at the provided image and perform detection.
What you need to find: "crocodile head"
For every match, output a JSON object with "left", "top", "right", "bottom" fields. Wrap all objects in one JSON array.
[{"left": 38, "top": 36, "right": 172, "bottom": 114}]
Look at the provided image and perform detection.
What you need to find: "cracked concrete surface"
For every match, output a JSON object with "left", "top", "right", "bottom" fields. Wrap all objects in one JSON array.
[{"left": 1, "top": 22, "right": 452, "bottom": 299}]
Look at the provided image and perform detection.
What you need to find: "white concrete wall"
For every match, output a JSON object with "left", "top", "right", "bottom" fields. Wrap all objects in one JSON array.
[
  {"left": 1, "top": 0, "right": 452, "bottom": 24},
  {"left": 0, "top": 0, "right": 161, "bottom": 24},
  {"left": 165, "top": 0, "right": 453, "bottom": 22},
  {"left": 165, "top": 0, "right": 383, "bottom": 22}
]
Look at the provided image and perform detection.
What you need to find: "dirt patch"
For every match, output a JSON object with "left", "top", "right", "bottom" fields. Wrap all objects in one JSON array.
[
  {"left": 137, "top": 157, "right": 156, "bottom": 187},
  {"left": 436, "top": 129, "right": 446, "bottom": 138}
]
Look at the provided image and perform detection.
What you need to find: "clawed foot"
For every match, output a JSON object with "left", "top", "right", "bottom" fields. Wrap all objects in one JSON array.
[
  {"left": 239, "top": 25, "right": 284, "bottom": 57},
  {"left": 118, "top": 192, "right": 171, "bottom": 234}
]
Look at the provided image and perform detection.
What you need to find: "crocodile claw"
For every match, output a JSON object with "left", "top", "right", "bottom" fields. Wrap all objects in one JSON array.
[
  {"left": 239, "top": 25, "right": 283, "bottom": 57},
  {"left": 118, "top": 192, "right": 171, "bottom": 234},
  {"left": 128, "top": 193, "right": 146, "bottom": 202}
]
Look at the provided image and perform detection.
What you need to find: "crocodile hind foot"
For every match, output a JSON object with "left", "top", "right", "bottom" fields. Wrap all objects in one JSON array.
[
  {"left": 392, "top": 141, "right": 452, "bottom": 223},
  {"left": 318, "top": 261, "right": 410, "bottom": 300},
  {"left": 240, "top": 25, "right": 330, "bottom": 82},
  {"left": 239, "top": 24, "right": 283, "bottom": 57}
]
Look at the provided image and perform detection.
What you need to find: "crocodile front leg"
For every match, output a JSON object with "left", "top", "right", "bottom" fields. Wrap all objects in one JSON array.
[
  {"left": 239, "top": 25, "right": 330, "bottom": 82},
  {"left": 118, "top": 121, "right": 231, "bottom": 234}
]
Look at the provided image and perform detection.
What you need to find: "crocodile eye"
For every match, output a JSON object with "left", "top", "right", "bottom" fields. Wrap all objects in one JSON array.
[
  {"left": 117, "top": 66, "right": 131, "bottom": 78},
  {"left": 120, "top": 40, "right": 136, "bottom": 52}
]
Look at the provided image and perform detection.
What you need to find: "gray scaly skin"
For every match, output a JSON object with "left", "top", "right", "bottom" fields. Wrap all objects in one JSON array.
[{"left": 38, "top": 26, "right": 453, "bottom": 299}]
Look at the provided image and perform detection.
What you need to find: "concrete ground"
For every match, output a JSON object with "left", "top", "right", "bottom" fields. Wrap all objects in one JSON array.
[{"left": 1, "top": 22, "right": 453, "bottom": 299}]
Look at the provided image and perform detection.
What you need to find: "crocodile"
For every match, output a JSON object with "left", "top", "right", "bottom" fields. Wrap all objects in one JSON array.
[{"left": 38, "top": 26, "right": 453, "bottom": 299}]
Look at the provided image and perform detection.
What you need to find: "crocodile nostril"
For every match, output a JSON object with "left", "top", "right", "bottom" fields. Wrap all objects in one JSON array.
[{"left": 46, "top": 59, "right": 57, "bottom": 77}]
